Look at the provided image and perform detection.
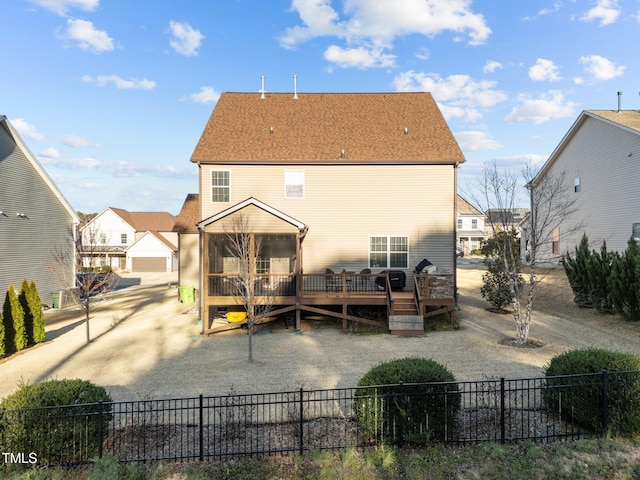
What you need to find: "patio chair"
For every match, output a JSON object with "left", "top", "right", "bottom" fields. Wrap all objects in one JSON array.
[
  {"left": 325, "top": 268, "right": 341, "bottom": 292},
  {"left": 358, "top": 268, "right": 372, "bottom": 291}
]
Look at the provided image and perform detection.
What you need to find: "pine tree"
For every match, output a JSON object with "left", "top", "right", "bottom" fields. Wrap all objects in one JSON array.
[
  {"left": 590, "top": 241, "right": 615, "bottom": 313},
  {"left": 609, "top": 238, "right": 640, "bottom": 321},
  {"left": 29, "top": 281, "right": 46, "bottom": 344},
  {"left": 2, "top": 285, "right": 27, "bottom": 354}
]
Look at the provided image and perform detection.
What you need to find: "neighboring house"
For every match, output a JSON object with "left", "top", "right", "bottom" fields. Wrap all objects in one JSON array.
[
  {"left": 185, "top": 91, "right": 466, "bottom": 334},
  {"left": 529, "top": 109, "right": 640, "bottom": 262},
  {"left": 456, "top": 195, "right": 486, "bottom": 254},
  {"left": 80, "top": 207, "right": 178, "bottom": 272},
  {"left": 485, "top": 208, "right": 528, "bottom": 235},
  {"left": 0, "top": 116, "right": 79, "bottom": 304},
  {"left": 173, "top": 193, "right": 200, "bottom": 289}
]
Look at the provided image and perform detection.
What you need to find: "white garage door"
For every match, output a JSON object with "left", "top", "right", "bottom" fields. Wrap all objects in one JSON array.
[{"left": 132, "top": 257, "right": 166, "bottom": 272}]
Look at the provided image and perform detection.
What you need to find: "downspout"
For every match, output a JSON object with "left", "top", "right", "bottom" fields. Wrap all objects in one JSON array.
[{"left": 453, "top": 163, "right": 458, "bottom": 304}]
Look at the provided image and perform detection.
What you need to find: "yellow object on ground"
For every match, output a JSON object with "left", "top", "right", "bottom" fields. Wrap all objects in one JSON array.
[{"left": 226, "top": 311, "right": 247, "bottom": 323}]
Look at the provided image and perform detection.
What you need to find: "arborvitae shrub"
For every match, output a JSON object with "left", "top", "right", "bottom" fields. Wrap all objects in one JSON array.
[
  {"left": 562, "top": 234, "right": 595, "bottom": 308},
  {"left": 18, "top": 279, "right": 33, "bottom": 345},
  {"left": 2, "top": 284, "right": 26, "bottom": 354},
  {"left": 0, "top": 309, "right": 4, "bottom": 357},
  {"left": 28, "top": 281, "right": 45, "bottom": 344},
  {"left": 354, "top": 357, "right": 460, "bottom": 445},
  {"left": 543, "top": 348, "right": 640, "bottom": 436},
  {"left": 0, "top": 379, "right": 113, "bottom": 464},
  {"left": 608, "top": 238, "right": 640, "bottom": 321}
]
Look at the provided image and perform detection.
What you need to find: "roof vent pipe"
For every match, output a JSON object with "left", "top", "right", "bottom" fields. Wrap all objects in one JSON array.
[
  {"left": 617, "top": 91, "right": 622, "bottom": 112},
  {"left": 261, "top": 75, "right": 265, "bottom": 99},
  {"left": 293, "top": 75, "right": 298, "bottom": 100}
]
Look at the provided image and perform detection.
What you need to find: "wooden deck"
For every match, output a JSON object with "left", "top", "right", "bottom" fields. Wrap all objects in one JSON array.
[{"left": 201, "top": 271, "right": 456, "bottom": 335}]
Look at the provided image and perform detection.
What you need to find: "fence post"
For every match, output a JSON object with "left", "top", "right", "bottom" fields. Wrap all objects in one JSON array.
[
  {"left": 396, "top": 382, "right": 404, "bottom": 447},
  {"left": 199, "top": 394, "right": 204, "bottom": 461},
  {"left": 601, "top": 370, "right": 609, "bottom": 436},
  {"left": 299, "top": 387, "right": 304, "bottom": 455},
  {"left": 97, "top": 401, "right": 103, "bottom": 459},
  {"left": 500, "top": 378, "right": 505, "bottom": 444}
]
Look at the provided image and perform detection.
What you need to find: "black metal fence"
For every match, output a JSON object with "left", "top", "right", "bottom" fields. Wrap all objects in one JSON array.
[{"left": 1, "top": 371, "right": 638, "bottom": 466}]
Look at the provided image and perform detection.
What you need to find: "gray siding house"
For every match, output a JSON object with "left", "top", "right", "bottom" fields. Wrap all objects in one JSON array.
[
  {"left": 182, "top": 91, "right": 466, "bottom": 334},
  {"left": 529, "top": 109, "right": 640, "bottom": 260},
  {"left": 0, "top": 116, "right": 79, "bottom": 305}
]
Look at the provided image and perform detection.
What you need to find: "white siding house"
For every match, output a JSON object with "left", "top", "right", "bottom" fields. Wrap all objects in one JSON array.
[
  {"left": 529, "top": 109, "right": 640, "bottom": 260},
  {"left": 0, "top": 116, "right": 79, "bottom": 304}
]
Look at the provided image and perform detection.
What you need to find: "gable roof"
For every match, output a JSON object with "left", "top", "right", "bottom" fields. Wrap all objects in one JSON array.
[
  {"left": 109, "top": 208, "right": 176, "bottom": 232},
  {"left": 530, "top": 109, "right": 640, "bottom": 187},
  {"left": 0, "top": 116, "right": 79, "bottom": 224},
  {"left": 191, "top": 92, "right": 465, "bottom": 165},
  {"left": 457, "top": 194, "right": 483, "bottom": 216},
  {"left": 128, "top": 230, "right": 177, "bottom": 251},
  {"left": 173, "top": 193, "right": 200, "bottom": 232},
  {"left": 198, "top": 197, "right": 307, "bottom": 233}
]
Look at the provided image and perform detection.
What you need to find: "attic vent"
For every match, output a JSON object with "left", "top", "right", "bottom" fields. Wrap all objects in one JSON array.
[{"left": 404, "top": 127, "right": 408, "bottom": 135}]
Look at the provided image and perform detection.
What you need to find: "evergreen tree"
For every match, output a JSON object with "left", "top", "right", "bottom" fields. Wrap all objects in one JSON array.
[
  {"left": 18, "top": 279, "right": 33, "bottom": 345},
  {"left": 562, "top": 234, "right": 593, "bottom": 308},
  {"left": 29, "top": 281, "right": 46, "bottom": 344},
  {"left": 2, "top": 285, "right": 27, "bottom": 354},
  {"left": 590, "top": 241, "right": 615, "bottom": 313},
  {"left": 609, "top": 238, "right": 640, "bottom": 321},
  {"left": 0, "top": 308, "right": 4, "bottom": 357},
  {"left": 480, "top": 229, "right": 523, "bottom": 312}
]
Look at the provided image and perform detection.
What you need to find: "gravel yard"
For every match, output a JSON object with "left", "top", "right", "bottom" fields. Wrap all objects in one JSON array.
[{"left": 1, "top": 267, "right": 639, "bottom": 402}]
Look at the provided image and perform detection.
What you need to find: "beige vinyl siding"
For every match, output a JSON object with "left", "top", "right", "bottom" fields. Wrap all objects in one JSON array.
[
  {"left": 0, "top": 128, "right": 76, "bottom": 303},
  {"left": 178, "top": 233, "right": 200, "bottom": 291},
  {"left": 200, "top": 164, "right": 456, "bottom": 276},
  {"left": 538, "top": 116, "right": 640, "bottom": 260}
]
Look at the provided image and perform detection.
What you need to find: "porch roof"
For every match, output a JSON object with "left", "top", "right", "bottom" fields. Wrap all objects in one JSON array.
[{"left": 197, "top": 197, "right": 308, "bottom": 235}]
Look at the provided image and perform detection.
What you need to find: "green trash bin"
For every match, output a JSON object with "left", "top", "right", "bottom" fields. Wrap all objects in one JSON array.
[
  {"left": 51, "top": 291, "right": 61, "bottom": 309},
  {"left": 178, "top": 285, "right": 195, "bottom": 304}
]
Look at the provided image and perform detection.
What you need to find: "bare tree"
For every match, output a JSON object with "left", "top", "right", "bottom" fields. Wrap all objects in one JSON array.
[
  {"left": 224, "top": 214, "right": 273, "bottom": 363},
  {"left": 470, "top": 162, "right": 583, "bottom": 344},
  {"left": 50, "top": 224, "right": 118, "bottom": 343}
]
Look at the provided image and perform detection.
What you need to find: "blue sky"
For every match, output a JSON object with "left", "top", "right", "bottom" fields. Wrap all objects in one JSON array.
[{"left": 3, "top": 0, "right": 638, "bottom": 214}]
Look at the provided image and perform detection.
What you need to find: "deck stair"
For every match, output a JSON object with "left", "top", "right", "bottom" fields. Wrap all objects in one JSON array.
[{"left": 389, "top": 291, "right": 423, "bottom": 336}]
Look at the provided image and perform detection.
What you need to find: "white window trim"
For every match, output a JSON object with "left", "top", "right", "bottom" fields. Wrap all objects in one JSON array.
[
  {"left": 284, "top": 169, "right": 305, "bottom": 199},
  {"left": 368, "top": 235, "right": 409, "bottom": 269},
  {"left": 211, "top": 169, "right": 231, "bottom": 203}
]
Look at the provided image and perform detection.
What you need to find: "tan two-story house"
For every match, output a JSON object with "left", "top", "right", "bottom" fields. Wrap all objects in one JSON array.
[{"left": 181, "top": 91, "right": 466, "bottom": 334}]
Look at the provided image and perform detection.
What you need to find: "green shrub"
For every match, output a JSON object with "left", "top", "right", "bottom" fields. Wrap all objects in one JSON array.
[
  {"left": 353, "top": 357, "right": 460, "bottom": 445},
  {"left": 0, "top": 379, "right": 113, "bottom": 464},
  {"left": 609, "top": 238, "right": 640, "bottom": 320},
  {"left": 543, "top": 348, "right": 640, "bottom": 436},
  {"left": 3, "top": 284, "right": 27, "bottom": 354},
  {"left": 0, "top": 309, "right": 4, "bottom": 357},
  {"left": 19, "top": 280, "right": 46, "bottom": 345},
  {"left": 480, "top": 230, "right": 523, "bottom": 312}
]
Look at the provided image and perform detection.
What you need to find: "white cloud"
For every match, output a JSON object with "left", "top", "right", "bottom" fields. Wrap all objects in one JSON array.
[
  {"left": 82, "top": 75, "right": 156, "bottom": 90},
  {"left": 169, "top": 21, "right": 205, "bottom": 56},
  {"left": 11, "top": 118, "right": 45, "bottom": 142},
  {"left": 57, "top": 19, "right": 114, "bottom": 53},
  {"left": 393, "top": 71, "right": 507, "bottom": 122},
  {"left": 188, "top": 86, "right": 220, "bottom": 104},
  {"left": 529, "top": 58, "right": 562, "bottom": 81},
  {"left": 455, "top": 130, "right": 503, "bottom": 152},
  {"left": 482, "top": 60, "right": 502, "bottom": 74},
  {"left": 579, "top": 54, "right": 625, "bottom": 81},
  {"left": 63, "top": 134, "right": 95, "bottom": 148},
  {"left": 580, "top": 0, "right": 621, "bottom": 26},
  {"left": 26, "top": 0, "right": 99, "bottom": 16},
  {"left": 39, "top": 147, "right": 60, "bottom": 159},
  {"left": 505, "top": 90, "right": 577, "bottom": 124},
  {"left": 280, "top": 0, "right": 491, "bottom": 69},
  {"left": 324, "top": 44, "right": 396, "bottom": 69}
]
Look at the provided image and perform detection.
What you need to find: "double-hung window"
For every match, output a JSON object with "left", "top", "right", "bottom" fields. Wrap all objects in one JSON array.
[
  {"left": 285, "top": 170, "right": 304, "bottom": 198},
  {"left": 369, "top": 236, "right": 408, "bottom": 269},
  {"left": 211, "top": 170, "right": 230, "bottom": 203}
]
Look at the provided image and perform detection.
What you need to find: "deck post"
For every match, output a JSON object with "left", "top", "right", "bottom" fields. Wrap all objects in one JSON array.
[{"left": 295, "top": 270, "right": 301, "bottom": 331}]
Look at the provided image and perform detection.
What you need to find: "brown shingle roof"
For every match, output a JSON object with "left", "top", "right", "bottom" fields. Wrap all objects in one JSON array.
[
  {"left": 110, "top": 208, "right": 176, "bottom": 232},
  {"left": 173, "top": 193, "right": 200, "bottom": 232},
  {"left": 191, "top": 92, "right": 465, "bottom": 164},
  {"left": 587, "top": 110, "right": 640, "bottom": 133},
  {"left": 457, "top": 195, "right": 483, "bottom": 216}
]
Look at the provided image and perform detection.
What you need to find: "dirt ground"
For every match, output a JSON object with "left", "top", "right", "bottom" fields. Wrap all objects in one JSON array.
[{"left": 1, "top": 266, "right": 639, "bottom": 402}]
